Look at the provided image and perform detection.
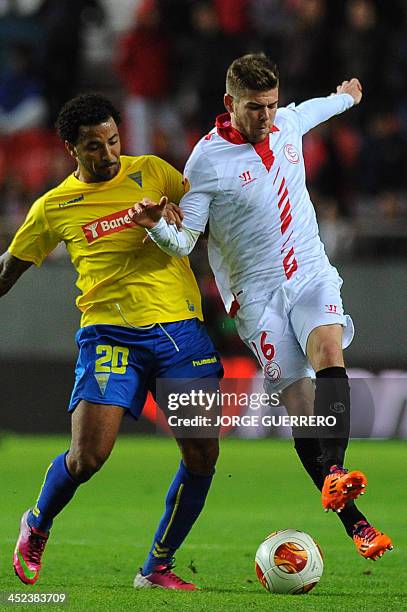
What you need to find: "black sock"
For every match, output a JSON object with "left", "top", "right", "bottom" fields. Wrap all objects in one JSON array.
[
  {"left": 314, "top": 367, "right": 350, "bottom": 476},
  {"left": 336, "top": 501, "right": 368, "bottom": 537},
  {"left": 293, "top": 437, "right": 324, "bottom": 489}
]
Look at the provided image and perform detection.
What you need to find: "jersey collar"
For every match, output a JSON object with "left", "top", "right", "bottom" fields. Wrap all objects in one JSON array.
[{"left": 215, "top": 112, "right": 279, "bottom": 145}]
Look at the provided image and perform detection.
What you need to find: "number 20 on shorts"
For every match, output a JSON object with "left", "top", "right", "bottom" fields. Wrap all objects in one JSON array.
[{"left": 95, "top": 345, "right": 129, "bottom": 374}]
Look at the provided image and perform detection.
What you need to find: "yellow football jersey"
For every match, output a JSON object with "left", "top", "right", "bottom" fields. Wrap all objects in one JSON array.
[{"left": 9, "top": 155, "right": 203, "bottom": 327}]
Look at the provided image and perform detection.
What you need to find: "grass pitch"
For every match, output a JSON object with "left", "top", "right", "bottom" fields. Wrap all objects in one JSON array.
[{"left": 1, "top": 435, "right": 405, "bottom": 611}]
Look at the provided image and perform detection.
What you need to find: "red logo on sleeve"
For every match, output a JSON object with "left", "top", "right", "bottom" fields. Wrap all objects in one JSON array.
[
  {"left": 325, "top": 304, "right": 338, "bottom": 313},
  {"left": 82, "top": 208, "right": 135, "bottom": 243}
]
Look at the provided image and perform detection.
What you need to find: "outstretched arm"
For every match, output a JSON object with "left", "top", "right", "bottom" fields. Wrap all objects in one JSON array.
[
  {"left": 131, "top": 196, "right": 200, "bottom": 257},
  {"left": 132, "top": 150, "right": 214, "bottom": 256},
  {"left": 0, "top": 252, "right": 32, "bottom": 297},
  {"left": 295, "top": 78, "right": 362, "bottom": 134}
]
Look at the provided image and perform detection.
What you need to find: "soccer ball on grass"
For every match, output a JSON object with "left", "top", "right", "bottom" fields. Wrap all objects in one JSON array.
[{"left": 255, "top": 529, "right": 324, "bottom": 594}]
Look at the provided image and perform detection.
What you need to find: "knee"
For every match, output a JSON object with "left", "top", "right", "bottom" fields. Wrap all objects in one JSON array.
[
  {"left": 66, "top": 449, "right": 108, "bottom": 482},
  {"left": 182, "top": 440, "right": 219, "bottom": 475},
  {"left": 313, "top": 340, "right": 343, "bottom": 371}
]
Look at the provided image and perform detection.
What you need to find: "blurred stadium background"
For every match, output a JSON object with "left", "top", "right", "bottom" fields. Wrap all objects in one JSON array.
[{"left": 1, "top": 0, "right": 407, "bottom": 437}]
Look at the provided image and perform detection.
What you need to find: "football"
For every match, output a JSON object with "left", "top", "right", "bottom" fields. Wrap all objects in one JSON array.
[{"left": 255, "top": 529, "right": 324, "bottom": 594}]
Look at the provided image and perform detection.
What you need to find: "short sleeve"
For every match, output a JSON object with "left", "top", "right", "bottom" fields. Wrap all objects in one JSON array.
[
  {"left": 8, "top": 197, "right": 61, "bottom": 266},
  {"left": 148, "top": 156, "right": 186, "bottom": 204}
]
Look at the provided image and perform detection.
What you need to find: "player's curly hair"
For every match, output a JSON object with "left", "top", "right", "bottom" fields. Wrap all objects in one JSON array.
[
  {"left": 55, "top": 93, "right": 121, "bottom": 144},
  {"left": 226, "top": 53, "right": 279, "bottom": 98}
]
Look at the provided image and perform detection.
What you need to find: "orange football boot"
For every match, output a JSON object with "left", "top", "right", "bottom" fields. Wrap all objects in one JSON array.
[
  {"left": 353, "top": 520, "right": 393, "bottom": 560},
  {"left": 321, "top": 465, "right": 367, "bottom": 512}
]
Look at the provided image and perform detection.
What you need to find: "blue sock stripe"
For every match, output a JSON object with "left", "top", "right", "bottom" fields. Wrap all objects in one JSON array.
[
  {"left": 154, "top": 543, "right": 170, "bottom": 553},
  {"left": 142, "top": 461, "right": 214, "bottom": 575},
  {"left": 160, "top": 483, "right": 184, "bottom": 543},
  {"left": 28, "top": 452, "right": 80, "bottom": 532},
  {"left": 32, "top": 461, "right": 53, "bottom": 518}
]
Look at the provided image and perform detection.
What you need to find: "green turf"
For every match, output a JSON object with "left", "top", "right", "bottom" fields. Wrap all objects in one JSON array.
[{"left": 1, "top": 435, "right": 405, "bottom": 611}]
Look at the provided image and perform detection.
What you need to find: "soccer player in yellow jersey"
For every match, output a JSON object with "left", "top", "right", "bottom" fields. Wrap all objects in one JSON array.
[{"left": 1, "top": 94, "right": 223, "bottom": 590}]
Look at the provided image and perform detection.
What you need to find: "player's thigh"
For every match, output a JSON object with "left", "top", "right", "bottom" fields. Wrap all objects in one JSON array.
[
  {"left": 306, "top": 323, "right": 344, "bottom": 370},
  {"left": 70, "top": 400, "right": 125, "bottom": 460},
  {"left": 289, "top": 272, "right": 354, "bottom": 358},
  {"left": 235, "top": 298, "right": 313, "bottom": 394}
]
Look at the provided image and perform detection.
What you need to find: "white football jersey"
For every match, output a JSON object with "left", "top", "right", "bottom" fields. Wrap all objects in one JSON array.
[{"left": 180, "top": 93, "right": 355, "bottom": 313}]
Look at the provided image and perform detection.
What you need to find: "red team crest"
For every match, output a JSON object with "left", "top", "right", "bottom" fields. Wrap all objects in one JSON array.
[{"left": 284, "top": 144, "right": 300, "bottom": 164}]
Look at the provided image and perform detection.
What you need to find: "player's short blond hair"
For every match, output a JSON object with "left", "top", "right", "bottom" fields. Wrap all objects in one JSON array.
[{"left": 226, "top": 53, "right": 279, "bottom": 98}]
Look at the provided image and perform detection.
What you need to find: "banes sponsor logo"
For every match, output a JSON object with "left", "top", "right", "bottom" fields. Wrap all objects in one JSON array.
[{"left": 82, "top": 208, "right": 135, "bottom": 243}]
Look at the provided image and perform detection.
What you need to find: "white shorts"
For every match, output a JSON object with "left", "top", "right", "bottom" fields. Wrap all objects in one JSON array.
[{"left": 234, "top": 267, "right": 354, "bottom": 393}]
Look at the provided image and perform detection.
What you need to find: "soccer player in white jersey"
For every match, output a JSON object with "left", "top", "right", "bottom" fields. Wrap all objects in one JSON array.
[{"left": 132, "top": 53, "right": 393, "bottom": 561}]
